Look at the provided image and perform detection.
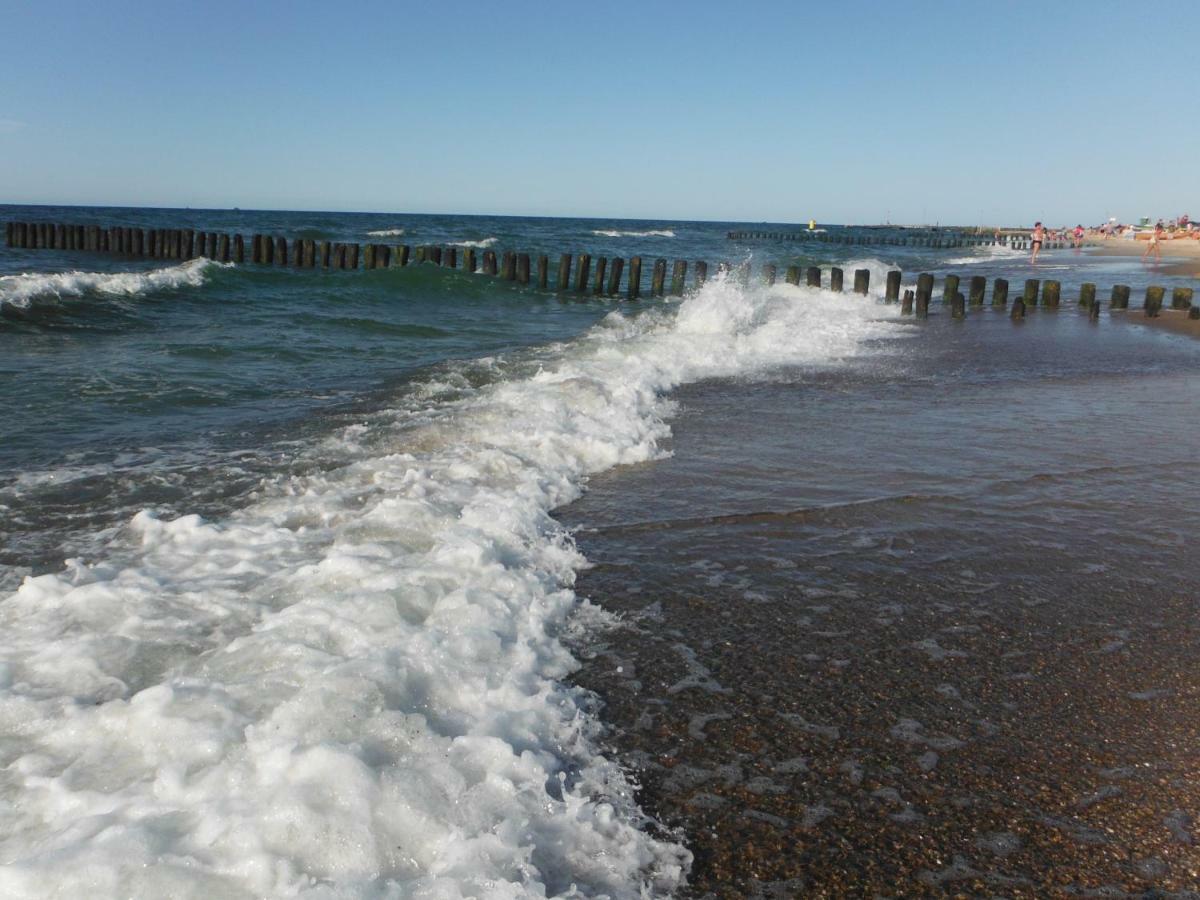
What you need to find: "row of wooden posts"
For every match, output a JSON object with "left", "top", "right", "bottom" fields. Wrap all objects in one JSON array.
[
  {"left": 6, "top": 220, "right": 1196, "bottom": 319},
  {"left": 727, "top": 230, "right": 1068, "bottom": 252}
]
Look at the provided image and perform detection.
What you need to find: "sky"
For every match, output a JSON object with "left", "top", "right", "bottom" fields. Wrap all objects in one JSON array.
[{"left": 0, "top": 0, "right": 1195, "bottom": 225}]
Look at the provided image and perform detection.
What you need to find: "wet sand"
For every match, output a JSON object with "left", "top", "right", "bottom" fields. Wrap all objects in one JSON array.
[
  {"left": 563, "top": 312, "right": 1200, "bottom": 896},
  {"left": 1083, "top": 237, "right": 1200, "bottom": 278},
  {"left": 1113, "top": 307, "right": 1200, "bottom": 339}
]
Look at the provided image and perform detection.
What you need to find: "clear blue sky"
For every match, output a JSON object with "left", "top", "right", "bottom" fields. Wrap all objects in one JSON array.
[{"left": 1, "top": 0, "right": 1195, "bottom": 225}]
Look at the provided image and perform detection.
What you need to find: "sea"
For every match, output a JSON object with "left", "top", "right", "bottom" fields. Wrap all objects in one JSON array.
[{"left": 1, "top": 205, "right": 1198, "bottom": 897}]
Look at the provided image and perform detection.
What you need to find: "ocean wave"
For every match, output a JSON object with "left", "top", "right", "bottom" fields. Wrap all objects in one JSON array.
[
  {"left": 0, "top": 259, "right": 224, "bottom": 311},
  {"left": 448, "top": 237, "right": 498, "bottom": 248},
  {"left": 592, "top": 229, "right": 676, "bottom": 238},
  {"left": 0, "top": 274, "right": 905, "bottom": 897},
  {"left": 366, "top": 228, "right": 405, "bottom": 237}
]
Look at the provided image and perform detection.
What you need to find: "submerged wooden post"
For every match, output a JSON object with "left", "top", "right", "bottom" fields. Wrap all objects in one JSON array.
[
  {"left": 233, "top": 234, "right": 245, "bottom": 263},
  {"left": 951, "top": 292, "right": 966, "bottom": 318},
  {"left": 1144, "top": 285, "right": 1164, "bottom": 317},
  {"left": 501, "top": 250, "right": 516, "bottom": 281},
  {"left": 332, "top": 243, "right": 346, "bottom": 269},
  {"left": 275, "top": 237, "right": 288, "bottom": 266},
  {"left": 901, "top": 289, "right": 914, "bottom": 315},
  {"left": 429, "top": 246, "right": 442, "bottom": 266},
  {"left": 1171, "top": 287, "right": 1194, "bottom": 310},
  {"left": 628, "top": 256, "right": 642, "bottom": 299},
  {"left": 1023, "top": 278, "right": 1039, "bottom": 306},
  {"left": 1042, "top": 280, "right": 1061, "bottom": 308},
  {"left": 785, "top": 265, "right": 800, "bottom": 285},
  {"left": 348, "top": 243, "right": 361, "bottom": 269},
  {"left": 694, "top": 260, "right": 707, "bottom": 288},
  {"left": 830, "top": 267, "right": 844, "bottom": 292},
  {"left": 915, "top": 273, "right": 933, "bottom": 318},
  {"left": 886, "top": 270, "right": 901, "bottom": 302},
  {"left": 537, "top": 254, "right": 548, "bottom": 288},
  {"left": 218, "top": 234, "right": 231, "bottom": 263},
  {"left": 575, "top": 253, "right": 592, "bottom": 293},
  {"left": 364, "top": 244, "right": 377, "bottom": 269},
  {"left": 1012, "top": 298, "right": 1026, "bottom": 320},
  {"left": 806, "top": 266, "right": 820, "bottom": 287},
  {"left": 393, "top": 245, "right": 408, "bottom": 267},
  {"left": 251, "top": 235, "right": 263, "bottom": 264},
  {"left": 516, "top": 252, "right": 529, "bottom": 283},
  {"left": 992, "top": 277, "right": 1009, "bottom": 307},
  {"left": 651, "top": 258, "right": 666, "bottom": 296},
  {"left": 302, "top": 239, "right": 316, "bottom": 268},
  {"left": 943, "top": 274, "right": 960, "bottom": 305},
  {"left": 1110, "top": 284, "right": 1130, "bottom": 309},
  {"left": 671, "top": 259, "right": 687, "bottom": 295},
  {"left": 1079, "top": 283, "right": 1096, "bottom": 308},
  {"left": 482, "top": 250, "right": 497, "bottom": 275},
  {"left": 607, "top": 257, "right": 624, "bottom": 295},
  {"left": 853, "top": 269, "right": 869, "bottom": 295},
  {"left": 968, "top": 275, "right": 986, "bottom": 306},
  {"left": 593, "top": 257, "right": 607, "bottom": 295},
  {"left": 556, "top": 254, "right": 572, "bottom": 291},
  {"left": 763, "top": 263, "right": 776, "bottom": 285},
  {"left": 320, "top": 241, "right": 332, "bottom": 267}
]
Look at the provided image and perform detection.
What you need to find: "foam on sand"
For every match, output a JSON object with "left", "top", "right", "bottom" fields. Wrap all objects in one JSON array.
[{"left": 0, "top": 274, "right": 904, "bottom": 897}]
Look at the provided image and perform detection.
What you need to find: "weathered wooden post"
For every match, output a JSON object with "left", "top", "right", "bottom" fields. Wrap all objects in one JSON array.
[
  {"left": 178, "top": 229, "right": 191, "bottom": 258},
  {"left": 853, "top": 269, "right": 869, "bottom": 295},
  {"left": 331, "top": 243, "right": 345, "bottom": 269},
  {"left": 251, "top": 235, "right": 263, "bottom": 264},
  {"left": 968, "top": 275, "right": 986, "bottom": 306},
  {"left": 482, "top": 250, "right": 497, "bottom": 275},
  {"left": 218, "top": 234, "right": 231, "bottom": 263},
  {"left": 456, "top": 246, "right": 472, "bottom": 272},
  {"left": 593, "top": 257, "right": 607, "bottom": 295},
  {"left": 274, "top": 237, "right": 288, "bottom": 266},
  {"left": 901, "top": 289, "right": 914, "bottom": 315},
  {"left": 348, "top": 243, "right": 361, "bottom": 268},
  {"left": 4, "top": 222, "right": 12, "bottom": 247},
  {"left": 234, "top": 234, "right": 245, "bottom": 263},
  {"left": 671, "top": 260, "right": 687, "bottom": 295},
  {"left": 320, "top": 241, "right": 332, "bottom": 268},
  {"left": 516, "top": 252, "right": 529, "bottom": 283},
  {"left": 556, "top": 254, "right": 572, "bottom": 291},
  {"left": 886, "top": 270, "right": 901, "bottom": 302},
  {"left": 694, "top": 260, "right": 707, "bottom": 287},
  {"left": 1110, "top": 284, "right": 1130, "bottom": 309},
  {"left": 364, "top": 244, "right": 377, "bottom": 269},
  {"left": 943, "top": 274, "right": 960, "bottom": 306},
  {"left": 208, "top": 233, "right": 220, "bottom": 258},
  {"left": 915, "top": 273, "right": 933, "bottom": 318},
  {"left": 763, "top": 263, "right": 777, "bottom": 285},
  {"left": 951, "top": 292, "right": 966, "bottom": 318},
  {"left": 302, "top": 239, "right": 316, "bottom": 268},
  {"left": 501, "top": 251, "right": 516, "bottom": 280},
  {"left": 429, "top": 246, "right": 442, "bottom": 266},
  {"left": 830, "top": 267, "right": 844, "bottom": 292},
  {"left": 440, "top": 246, "right": 453, "bottom": 269},
  {"left": 1023, "top": 278, "right": 1039, "bottom": 306},
  {"left": 395, "top": 245, "right": 410, "bottom": 267},
  {"left": 575, "top": 254, "right": 591, "bottom": 293},
  {"left": 143, "top": 229, "right": 154, "bottom": 257},
  {"left": 57, "top": 224, "right": 69, "bottom": 250},
  {"left": 537, "top": 254, "right": 549, "bottom": 288},
  {"left": 1171, "top": 287, "right": 1194, "bottom": 310},
  {"left": 1042, "top": 280, "right": 1061, "bottom": 308},
  {"left": 628, "top": 256, "right": 642, "bottom": 300},
  {"left": 651, "top": 258, "right": 666, "bottom": 296},
  {"left": 607, "top": 257, "right": 624, "bottom": 296},
  {"left": 1190, "top": 307, "right": 1200, "bottom": 320},
  {"left": 991, "top": 277, "right": 1008, "bottom": 307},
  {"left": 1144, "top": 285, "right": 1164, "bottom": 317},
  {"left": 785, "top": 265, "right": 800, "bottom": 285},
  {"left": 132, "top": 228, "right": 143, "bottom": 256},
  {"left": 1012, "top": 298, "right": 1026, "bottom": 320},
  {"left": 806, "top": 266, "right": 821, "bottom": 287},
  {"left": 1079, "top": 283, "right": 1096, "bottom": 308},
  {"left": 414, "top": 246, "right": 427, "bottom": 264}
]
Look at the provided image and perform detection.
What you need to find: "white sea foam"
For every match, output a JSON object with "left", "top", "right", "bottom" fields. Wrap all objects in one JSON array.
[
  {"left": 0, "top": 275, "right": 904, "bottom": 897},
  {"left": 591, "top": 229, "right": 675, "bottom": 238},
  {"left": 367, "top": 228, "right": 406, "bottom": 237},
  {"left": 449, "top": 237, "right": 498, "bottom": 248},
  {"left": 942, "top": 244, "right": 1027, "bottom": 266},
  {"left": 0, "top": 259, "right": 224, "bottom": 311}
]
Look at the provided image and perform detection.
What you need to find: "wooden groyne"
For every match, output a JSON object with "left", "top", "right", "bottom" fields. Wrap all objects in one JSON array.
[
  {"left": 727, "top": 229, "right": 1069, "bottom": 252},
  {"left": 5, "top": 220, "right": 1195, "bottom": 320}
]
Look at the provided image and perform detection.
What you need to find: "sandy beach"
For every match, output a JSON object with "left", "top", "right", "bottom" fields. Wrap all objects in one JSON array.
[
  {"left": 1083, "top": 236, "right": 1200, "bottom": 277},
  {"left": 1113, "top": 306, "right": 1200, "bottom": 339}
]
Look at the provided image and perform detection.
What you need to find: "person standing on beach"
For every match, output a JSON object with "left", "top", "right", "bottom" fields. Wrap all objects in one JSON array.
[
  {"left": 1073, "top": 224, "right": 1084, "bottom": 248},
  {"left": 1030, "top": 222, "right": 1045, "bottom": 263},
  {"left": 1142, "top": 221, "right": 1164, "bottom": 261}
]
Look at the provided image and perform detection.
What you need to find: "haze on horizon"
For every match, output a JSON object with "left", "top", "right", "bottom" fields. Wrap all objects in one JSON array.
[{"left": 0, "top": 0, "right": 1194, "bottom": 227}]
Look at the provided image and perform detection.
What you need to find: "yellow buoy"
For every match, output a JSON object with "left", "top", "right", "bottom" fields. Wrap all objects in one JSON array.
[{"left": 808, "top": 219, "right": 816, "bottom": 231}]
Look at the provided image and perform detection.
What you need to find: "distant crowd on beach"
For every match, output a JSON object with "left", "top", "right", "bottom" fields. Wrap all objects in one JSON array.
[
  {"left": 1087, "top": 214, "right": 1196, "bottom": 240},
  {"left": 1011, "top": 214, "right": 1195, "bottom": 264}
]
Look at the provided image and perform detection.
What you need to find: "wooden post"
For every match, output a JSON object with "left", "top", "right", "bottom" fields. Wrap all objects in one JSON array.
[
  {"left": 694, "top": 260, "right": 707, "bottom": 287},
  {"left": 274, "top": 237, "right": 288, "bottom": 266},
  {"left": 1144, "top": 285, "right": 1164, "bottom": 318},
  {"left": 429, "top": 246, "right": 442, "bottom": 265},
  {"left": 593, "top": 257, "right": 607, "bottom": 295},
  {"left": 132, "top": 228, "right": 143, "bottom": 256},
  {"left": 251, "top": 235, "right": 262, "bottom": 264},
  {"left": 501, "top": 251, "right": 516, "bottom": 280},
  {"left": 1023, "top": 278, "right": 1039, "bottom": 306},
  {"left": 671, "top": 260, "right": 687, "bottom": 295},
  {"left": 1190, "top": 307, "right": 1200, "bottom": 320},
  {"left": 992, "top": 277, "right": 1009, "bottom": 307},
  {"left": 218, "top": 234, "right": 231, "bottom": 263},
  {"left": 806, "top": 266, "right": 820, "bottom": 287},
  {"left": 576, "top": 254, "right": 591, "bottom": 293},
  {"left": 901, "top": 289, "right": 914, "bottom": 315},
  {"left": 364, "top": 244, "right": 376, "bottom": 269},
  {"left": 951, "top": 292, "right": 965, "bottom": 318},
  {"left": 915, "top": 273, "right": 933, "bottom": 318},
  {"left": 943, "top": 274, "right": 960, "bottom": 305},
  {"left": 1079, "top": 283, "right": 1096, "bottom": 308},
  {"left": 234, "top": 234, "right": 245, "bottom": 263},
  {"left": 763, "top": 263, "right": 776, "bottom": 285},
  {"left": 441, "top": 246, "right": 454, "bottom": 269},
  {"left": 1012, "top": 298, "right": 1026, "bottom": 320},
  {"left": 460, "top": 247, "right": 474, "bottom": 272},
  {"left": 968, "top": 275, "right": 986, "bottom": 306},
  {"left": 415, "top": 246, "right": 427, "bottom": 264},
  {"left": 785, "top": 265, "right": 800, "bottom": 285},
  {"left": 516, "top": 252, "right": 529, "bottom": 283},
  {"left": 482, "top": 250, "right": 497, "bottom": 275},
  {"left": 302, "top": 239, "right": 316, "bottom": 268},
  {"left": 534, "top": 254, "right": 547, "bottom": 288},
  {"left": 607, "top": 257, "right": 624, "bottom": 296},
  {"left": 320, "top": 241, "right": 332, "bottom": 268},
  {"left": 651, "top": 258, "right": 666, "bottom": 296},
  {"left": 1042, "top": 280, "right": 1061, "bottom": 308},
  {"left": 1171, "top": 287, "right": 1194, "bottom": 310},
  {"left": 334, "top": 244, "right": 348, "bottom": 269},
  {"left": 144, "top": 229, "right": 154, "bottom": 257},
  {"left": 207, "top": 233, "right": 219, "bottom": 258},
  {"left": 886, "top": 270, "right": 901, "bottom": 302},
  {"left": 830, "top": 267, "right": 844, "bottom": 292},
  {"left": 1110, "top": 284, "right": 1130, "bottom": 310},
  {"left": 628, "top": 256, "right": 642, "bottom": 300},
  {"left": 556, "top": 254, "right": 572, "bottom": 291},
  {"left": 853, "top": 269, "right": 869, "bottom": 295}
]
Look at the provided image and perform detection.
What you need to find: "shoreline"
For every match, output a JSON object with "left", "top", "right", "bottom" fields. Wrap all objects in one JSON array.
[
  {"left": 1112, "top": 306, "right": 1200, "bottom": 339},
  {"left": 1083, "top": 237, "right": 1200, "bottom": 277}
]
